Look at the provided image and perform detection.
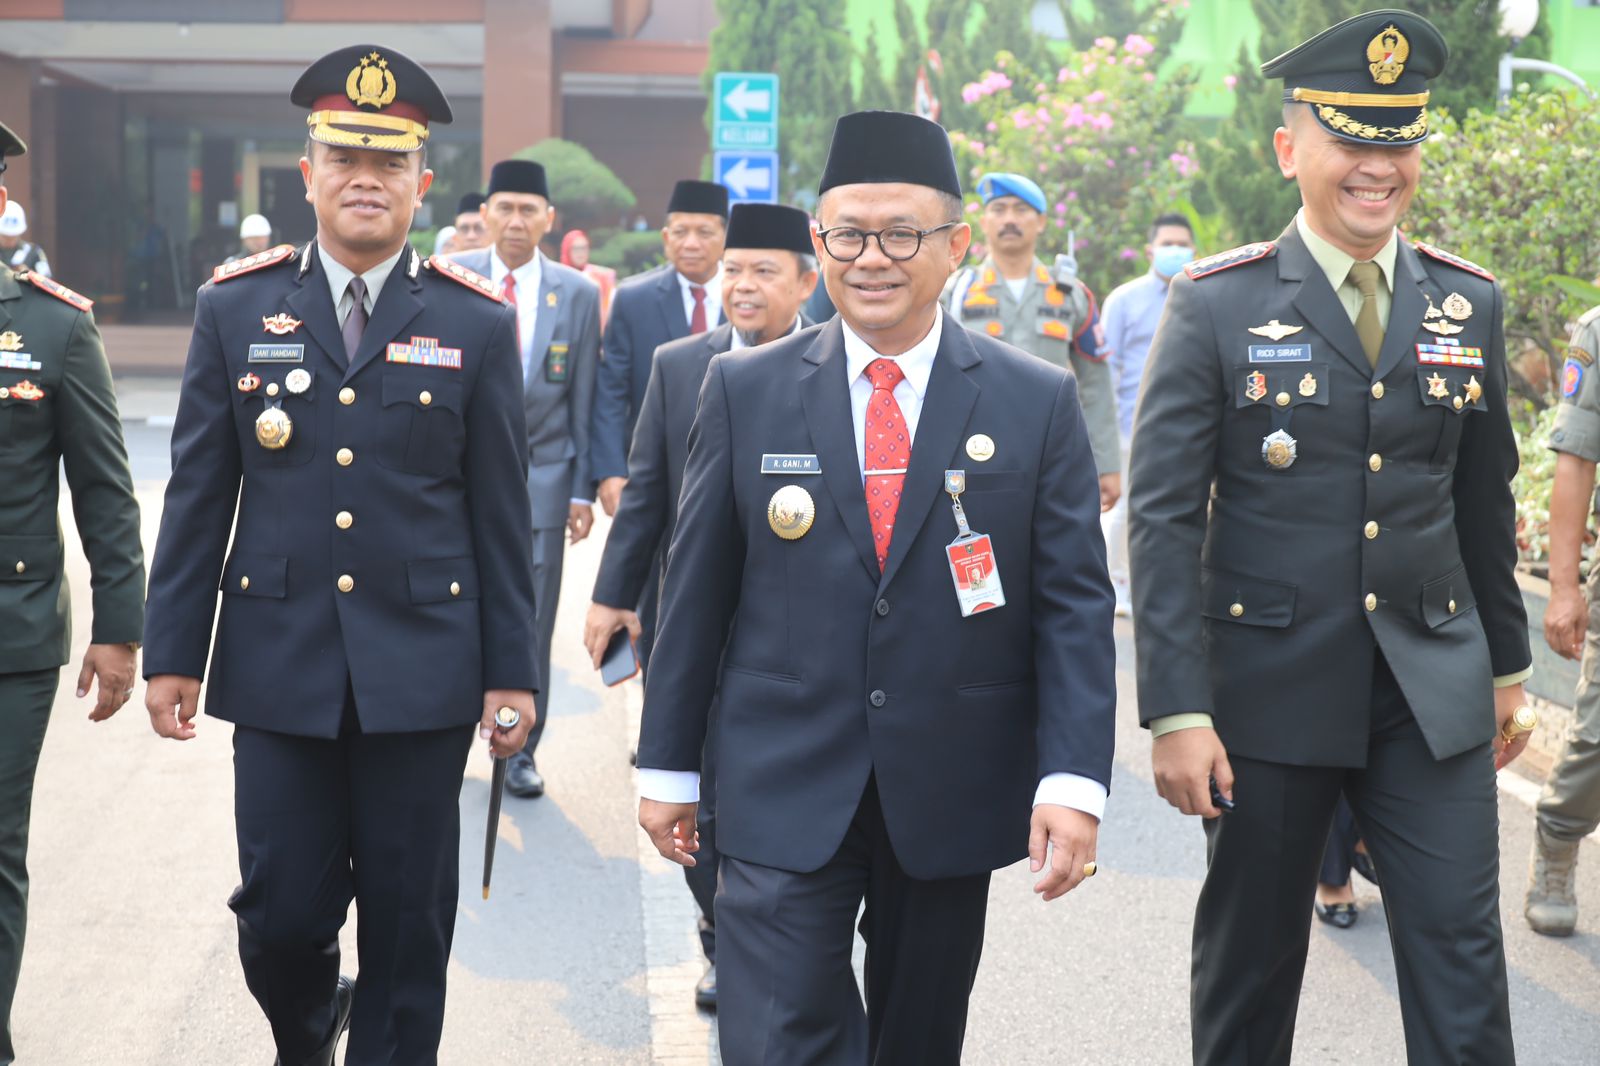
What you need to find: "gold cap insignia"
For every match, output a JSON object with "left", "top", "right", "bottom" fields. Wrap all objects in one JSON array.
[
  {"left": 346, "top": 52, "right": 398, "bottom": 110},
  {"left": 0, "top": 331, "right": 22, "bottom": 352},
  {"left": 1366, "top": 25, "right": 1409, "bottom": 86}
]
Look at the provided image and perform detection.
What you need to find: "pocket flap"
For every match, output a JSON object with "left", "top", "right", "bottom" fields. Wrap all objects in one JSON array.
[
  {"left": 1415, "top": 366, "right": 1486, "bottom": 414},
  {"left": 1234, "top": 364, "right": 1329, "bottom": 410},
  {"left": 221, "top": 553, "right": 288, "bottom": 598},
  {"left": 1201, "top": 567, "right": 1296, "bottom": 628},
  {"left": 407, "top": 556, "right": 479, "bottom": 604},
  {"left": 1420, "top": 564, "right": 1475, "bottom": 628},
  {"left": 0, "top": 533, "right": 60, "bottom": 582},
  {"left": 382, "top": 375, "right": 463, "bottom": 413}
]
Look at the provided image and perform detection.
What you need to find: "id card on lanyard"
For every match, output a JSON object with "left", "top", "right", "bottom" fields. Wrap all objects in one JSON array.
[{"left": 944, "top": 470, "right": 1005, "bottom": 617}]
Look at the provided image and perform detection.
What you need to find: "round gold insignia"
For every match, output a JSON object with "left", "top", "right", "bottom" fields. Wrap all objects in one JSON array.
[
  {"left": 1441, "top": 292, "right": 1473, "bottom": 321},
  {"left": 346, "top": 52, "right": 398, "bottom": 110},
  {"left": 255, "top": 406, "right": 294, "bottom": 451},
  {"left": 767, "top": 485, "right": 816, "bottom": 540},
  {"left": 1366, "top": 25, "right": 1410, "bottom": 86},
  {"left": 966, "top": 434, "right": 996, "bottom": 462}
]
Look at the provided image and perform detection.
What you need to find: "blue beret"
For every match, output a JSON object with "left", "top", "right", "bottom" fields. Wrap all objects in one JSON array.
[{"left": 976, "top": 173, "right": 1046, "bottom": 214}]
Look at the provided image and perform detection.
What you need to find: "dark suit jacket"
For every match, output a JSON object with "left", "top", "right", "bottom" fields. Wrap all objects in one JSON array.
[
  {"left": 1128, "top": 223, "right": 1530, "bottom": 767},
  {"left": 591, "top": 264, "right": 695, "bottom": 482},
  {"left": 637, "top": 316, "right": 1117, "bottom": 880},
  {"left": 143, "top": 243, "right": 538, "bottom": 736},
  {"left": 454, "top": 249, "right": 601, "bottom": 527},
  {"left": 0, "top": 266, "right": 144, "bottom": 672}
]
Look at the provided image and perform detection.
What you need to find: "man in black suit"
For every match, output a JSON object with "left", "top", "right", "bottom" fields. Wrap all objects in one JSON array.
[
  {"left": 587, "top": 202, "right": 817, "bottom": 1011},
  {"left": 636, "top": 111, "right": 1116, "bottom": 1065},
  {"left": 591, "top": 179, "right": 729, "bottom": 518},
  {"left": 1129, "top": 12, "right": 1533, "bottom": 1063},
  {"left": 141, "top": 46, "right": 537, "bottom": 1066}
]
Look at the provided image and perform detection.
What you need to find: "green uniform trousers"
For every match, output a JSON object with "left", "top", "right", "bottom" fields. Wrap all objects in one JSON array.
[
  {"left": 1538, "top": 566, "right": 1600, "bottom": 842},
  {"left": 0, "top": 668, "right": 59, "bottom": 1066}
]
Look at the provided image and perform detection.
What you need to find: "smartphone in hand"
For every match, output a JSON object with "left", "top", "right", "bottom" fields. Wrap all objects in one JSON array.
[{"left": 600, "top": 628, "right": 640, "bottom": 687}]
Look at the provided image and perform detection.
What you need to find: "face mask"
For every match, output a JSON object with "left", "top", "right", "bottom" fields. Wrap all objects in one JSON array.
[{"left": 1153, "top": 244, "right": 1196, "bottom": 278}]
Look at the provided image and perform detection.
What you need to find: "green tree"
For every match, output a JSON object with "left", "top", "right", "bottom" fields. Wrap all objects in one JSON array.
[
  {"left": 513, "top": 138, "right": 636, "bottom": 236},
  {"left": 1058, "top": 0, "right": 1188, "bottom": 64},
  {"left": 705, "top": 0, "right": 856, "bottom": 206},
  {"left": 856, "top": 22, "right": 899, "bottom": 111}
]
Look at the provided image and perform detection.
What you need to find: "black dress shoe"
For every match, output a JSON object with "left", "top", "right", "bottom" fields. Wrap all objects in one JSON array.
[
  {"left": 1352, "top": 850, "right": 1381, "bottom": 887},
  {"left": 1314, "top": 901, "right": 1359, "bottom": 929},
  {"left": 274, "top": 974, "right": 355, "bottom": 1066},
  {"left": 694, "top": 963, "right": 717, "bottom": 1011},
  {"left": 506, "top": 753, "right": 545, "bottom": 798}
]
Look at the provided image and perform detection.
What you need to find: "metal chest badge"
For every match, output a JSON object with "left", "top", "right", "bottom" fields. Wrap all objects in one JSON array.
[
  {"left": 255, "top": 404, "right": 294, "bottom": 450},
  {"left": 767, "top": 485, "right": 815, "bottom": 540},
  {"left": 1261, "top": 429, "right": 1297, "bottom": 470},
  {"left": 944, "top": 470, "right": 1005, "bottom": 617},
  {"left": 261, "top": 313, "right": 302, "bottom": 335}
]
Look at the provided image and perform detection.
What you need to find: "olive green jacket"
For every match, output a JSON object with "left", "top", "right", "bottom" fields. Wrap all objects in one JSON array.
[{"left": 0, "top": 266, "right": 143, "bottom": 673}]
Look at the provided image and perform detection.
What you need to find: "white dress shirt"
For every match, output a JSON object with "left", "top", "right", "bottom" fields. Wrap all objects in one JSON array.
[
  {"left": 488, "top": 248, "right": 544, "bottom": 378},
  {"left": 318, "top": 242, "right": 405, "bottom": 328},
  {"left": 676, "top": 267, "right": 723, "bottom": 331},
  {"left": 639, "top": 308, "right": 1107, "bottom": 821}
]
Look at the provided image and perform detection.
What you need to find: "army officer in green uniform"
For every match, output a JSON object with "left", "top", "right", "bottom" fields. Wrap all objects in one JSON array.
[
  {"left": 1530, "top": 302, "right": 1600, "bottom": 937},
  {"left": 1129, "top": 11, "right": 1533, "bottom": 1063},
  {"left": 0, "top": 119, "right": 144, "bottom": 1066},
  {"left": 947, "top": 172, "right": 1121, "bottom": 511}
]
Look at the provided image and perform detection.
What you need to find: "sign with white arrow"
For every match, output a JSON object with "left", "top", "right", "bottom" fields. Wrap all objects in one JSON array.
[
  {"left": 713, "top": 71, "right": 779, "bottom": 151},
  {"left": 714, "top": 151, "right": 780, "bottom": 204}
]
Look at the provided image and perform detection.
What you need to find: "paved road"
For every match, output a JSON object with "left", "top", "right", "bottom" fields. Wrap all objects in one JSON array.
[{"left": 9, "top": 378, "right": 1599, "bottom": 1063}]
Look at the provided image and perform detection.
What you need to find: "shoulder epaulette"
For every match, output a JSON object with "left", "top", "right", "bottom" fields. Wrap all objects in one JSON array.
[
  {"left": 1184, "top": 241, "right": 1276, "bottom": 280},
  {"left": 425, "top": 255, "right": 505, "bottom": 302},
  {"left": 1412, "top": 241, "right": 1495, "bottom": 282},
  {"left": 1576, "top": 305, "right": 1600, "bottom": 329},
  {"left": 17, "top": 270, "right": 92, "bottom": 311},
  {"left": 212, "top": 244, "right": 297, "bottom": 284}
]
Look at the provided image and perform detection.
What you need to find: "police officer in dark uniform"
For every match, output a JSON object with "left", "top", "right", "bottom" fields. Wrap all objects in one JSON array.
[
  {"left": 0, "top": 119, "right": 144, "bottom": 1066},
  {"left": 141, "top": 47, "right": 537, "bottom": 1066},
  {"left": 1129, "top": 12, "right": 1533, "bottom": 1063}
]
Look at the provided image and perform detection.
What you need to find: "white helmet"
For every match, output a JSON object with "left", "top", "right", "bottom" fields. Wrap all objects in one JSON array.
[
  {"left": 0, "top": 201, "right": 26, "bottom": 238},
  {"left": 239, "top": 213, "right": 272, "bottom": 239}
]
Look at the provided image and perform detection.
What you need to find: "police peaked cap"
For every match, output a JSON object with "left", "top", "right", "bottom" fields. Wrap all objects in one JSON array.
[{"left": 292, "top": 44, "right": 452, "bottom": 153}]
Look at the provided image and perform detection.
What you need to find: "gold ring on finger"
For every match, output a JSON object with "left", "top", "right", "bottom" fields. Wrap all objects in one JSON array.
[{"left": 1083, "top": 861, "right": 1098, "bottom": 878}]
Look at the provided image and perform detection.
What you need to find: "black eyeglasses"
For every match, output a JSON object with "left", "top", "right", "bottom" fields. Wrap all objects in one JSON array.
[{"left": 818, "top": 221, "right": 959, "bottom": 262}]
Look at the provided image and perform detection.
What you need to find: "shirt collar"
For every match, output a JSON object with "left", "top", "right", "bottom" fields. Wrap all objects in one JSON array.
[
  {"left": 677, "top": 267, "right": 721, "bottom": 299},
  {"left": 1295, "top": 209, "right": 1398, "bottom": 294},
  {"left": 728, "top": 314, "right": 805, "bottom": 351},
  {"left": 318, "top": 241, "right": 406, "bottom": 310},
  {"left": 489, "top": 248, "right": 544, "bottom": 292},
  {"left": 841, "top": 311, "right": 943, "bottom": 401}
]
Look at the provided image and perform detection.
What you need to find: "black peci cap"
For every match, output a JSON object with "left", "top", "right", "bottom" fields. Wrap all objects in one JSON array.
[
  {"left": 818, "top": 111, "right": 962, "bottom": 200},
  {"left": 667, "top": 180, "right": 730, "bottom": 219},
  {"left": 456, "top": 192, "right": 486, "bottom": 215},
  {"left": 487, "top": 160, "right": 550, "bottom": 200},
  {"left": 1262, "top": 9, "right": 1447, "bottom": 147},
  {"left": 725, "top": 203, "right": 814, "bottom": 256},
  {"left": 291, "top": 44, "right": 452, "bottom": 153}
]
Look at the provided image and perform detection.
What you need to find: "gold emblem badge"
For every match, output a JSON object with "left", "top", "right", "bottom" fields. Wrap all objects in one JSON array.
[
  {"left": 255, "top": 405, "right": 294, "bottom": 450},
  {"left": 1422, "top": 319, "right": 1463, "bottom": 336},
  {"left": 1427, "top": 372, "right": 1449, "bottom": 399},
  {"left": 546, "top": 291, "right": 558, "bottom": 308},
  {"left": 1247, "top": 320, "right": 1303, "bottom": 342},
  {"left": 965, "top": 434, "right": 996, "bottom": 462},
  {"left": 1441, "top": 292, "right": 1473, "bottom": 321},
  {"left": 346, "top": 52, "right": 398, "bottom": 110},
  {"left": 1261, "top": 429, "right": 1298, "bottom": 470},
  {"left": 767, "top": 485, "right": 816, "bottom": 540},
  {"left": 0, "top": 331, "right": 23, "bottom": 352},
  {"left": 237, "top": 372, "right": 261, "bottom": 393},
  {"left": 9, "top": 379, "right": 43, "bottom": 401},
  {"left": 1366, "top": 24, "right": 1410, "bottom": 86},
  {"left": 262, "top": 313, "right": 302, "bottom": 335},
  {"left": 1298, "top": 373, "right": 1318, "bottom": 398},
  {"left": 1463, "top": 375, "right": 1483, "bottom": 404},
  {"left": 1245, "top": 370, "right": 1267, "bottom": 403}
]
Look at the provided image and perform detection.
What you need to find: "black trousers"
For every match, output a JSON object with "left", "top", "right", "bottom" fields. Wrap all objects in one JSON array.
[
  {"left": 1317, "top": 796, "right": 1360, "bottom": 889},
  {"left": 229, "top": 715, "right": 474, "bottom": 1066},
  {"left": 1193, "top": 653, "right": 1512, "bottom": 1066},
  {"left": 0, "top": 668, "right": 58, "bottom": 1066},
  {"left": 716, "top": 778, "right": 990, "bottom": 1066}
]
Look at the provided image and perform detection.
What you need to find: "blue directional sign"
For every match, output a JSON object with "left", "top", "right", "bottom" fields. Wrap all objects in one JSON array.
[
  {"left": 714, "top": 151, "right": 780, "bottom": 205},
  {"left": 713, "top": 72, "right": 779, "bottom": 151}
]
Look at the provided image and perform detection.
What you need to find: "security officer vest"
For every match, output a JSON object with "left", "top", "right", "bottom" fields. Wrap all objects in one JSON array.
[{"left": 952, "top": 259, "right": 1088, "bottom": 369}]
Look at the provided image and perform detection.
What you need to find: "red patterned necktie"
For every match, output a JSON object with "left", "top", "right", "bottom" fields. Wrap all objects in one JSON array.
[
  {"left": 863, "top": 358, "right": 911, "bottom": 571},
  {"left": 690, "top": 284, "right": 708, "bottom": 333}
]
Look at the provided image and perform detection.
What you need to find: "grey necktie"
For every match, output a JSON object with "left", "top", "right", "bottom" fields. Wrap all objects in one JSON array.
[{"left": 342, "top": 276, "right": 368, "bottom": 361}]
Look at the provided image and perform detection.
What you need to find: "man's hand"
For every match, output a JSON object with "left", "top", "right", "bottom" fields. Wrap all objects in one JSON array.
[
  {"left": 584, "top": 602, "right": 642, "bottom": 669},
  {"left": 78, "top": 642, "right": 137, "bottom": 722},
  {"left": 1028, "top": 804, "right": 1099, "bottom": 902},
  {"left": 568, "top": 502, "right": 595, "bottom": 545},
  {"left": 598, "top": 476, "right": 628, "bottom": 517},
  {"left": 480, "top": 689, "right": 537, "bottom": 758},
  {"left": 145, "top": 674, "right": 202, "bottom": 740},
  {"left": 1543, "top": 583, "right": 1587, "bottom": 661},
  {"left": 1152, "top": 726, "right": 1233, "bottom": 818},
  {"left": 639, "top": 799, "right": 700, "bottom": 867},
  {"left": 1099, "top": 472, "right": 1122, "bottom": 513},
  {"left": 1493, "top": 683, "right": 1532, "bottom": 771}
]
